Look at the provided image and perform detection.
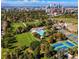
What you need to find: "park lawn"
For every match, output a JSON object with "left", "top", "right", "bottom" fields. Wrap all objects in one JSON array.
[{"left": 15, "top": 32, "right": 37, "bottom": 47}]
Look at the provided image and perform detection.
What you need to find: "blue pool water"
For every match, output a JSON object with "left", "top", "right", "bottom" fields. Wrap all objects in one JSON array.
[
  {"left": 36, "top": 30, "right": 45, "bottom": 36},
  {"left": 65, "top": 41, "right": 75, "bottom": 47}
]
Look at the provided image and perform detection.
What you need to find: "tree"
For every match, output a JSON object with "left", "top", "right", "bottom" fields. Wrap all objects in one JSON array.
[
  {"left": 30, "top": 41, "right": 41, "bottom": 50},
  {"left": 5, "top": 51, "right": 11, "bottom": 59},
  {"left": 44, "top": 41, "right": 50, "bottom": 57},
  {"left": 1, "top": 32, "right": 17, "bottom": 48},
  {"left": 22, "top": 52, "right": 29, "bottom": 59},
  {"left": 11, "top": 52, "right": 17, "bottom": 59},
  {"left": 16, "top": 27, "right": 23, "bottom": 34},
  {"left": 34, "top": 46, "right": 41, "bottom": 59}
]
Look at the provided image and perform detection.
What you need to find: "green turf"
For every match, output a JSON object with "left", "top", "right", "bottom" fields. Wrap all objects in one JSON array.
[{"left": 15, "top": 32, "right": 37, "bottom": 47}]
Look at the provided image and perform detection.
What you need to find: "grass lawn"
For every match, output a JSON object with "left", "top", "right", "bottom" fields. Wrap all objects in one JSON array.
[
  {"left": 11, "top": 21, "right": 40, "bottom": 47},
  {"left": 11, "top": 20, "right": 41, "bottom": 31},
  {"left": 15, "top": 32, "right": 37, "bottom": 47}
]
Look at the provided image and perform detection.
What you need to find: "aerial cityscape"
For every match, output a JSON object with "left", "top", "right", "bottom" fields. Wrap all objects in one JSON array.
[{"left": 1, "top": 0, "right": 78, "bottom": 59}]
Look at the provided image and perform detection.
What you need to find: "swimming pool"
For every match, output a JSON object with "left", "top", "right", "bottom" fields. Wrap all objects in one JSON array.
[{"left": 36, "top": 29, "right": 45, "bottom": 36}]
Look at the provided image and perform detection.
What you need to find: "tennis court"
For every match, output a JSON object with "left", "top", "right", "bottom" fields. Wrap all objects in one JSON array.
[
  {"left": 50, "top": 40, "right": 77, "bottom": 51},
  {"left": 59, "top": 29, "right": 78, "bottom": 43},
  {"left": 67, "top": 34, "right": 78, "bottom": 43},
  {"left": 67, "top": 34, "right": 78, "bottom": 39}
]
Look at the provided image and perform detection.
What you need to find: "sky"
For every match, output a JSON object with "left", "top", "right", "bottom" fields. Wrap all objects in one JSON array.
[{"left": 1, "top": 0, "right": 78, "bottom": 7}]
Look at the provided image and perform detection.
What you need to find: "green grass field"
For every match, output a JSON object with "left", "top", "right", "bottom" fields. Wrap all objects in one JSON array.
[{"left": 15, "top": 32, "right": 37, "bottom": 47}]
